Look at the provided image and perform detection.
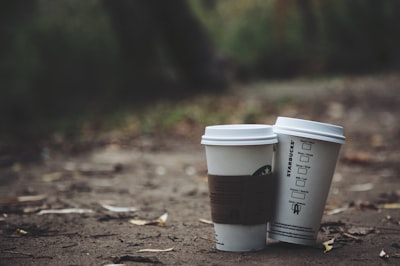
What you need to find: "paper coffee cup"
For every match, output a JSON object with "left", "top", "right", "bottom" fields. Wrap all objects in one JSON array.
[
  {"left": 268, "top": 117, "right": 345, "bottom": 246},
  {"left": 201, "top": 124, "right": 278, "bottom": 252}
]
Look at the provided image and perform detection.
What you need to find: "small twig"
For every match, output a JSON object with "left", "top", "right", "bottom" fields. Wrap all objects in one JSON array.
[
  {"left": 62, "top": 243, "right": 78, "bottom": 248},
  {"left": 198, "top": 236, "right": 216, "bottom": 243},
  {"left": 342, "top": 232, "right": 361, "bottom": 241},
  {"left": 112, "top": 255, "right": 161, "bottom": 264},
  {"left": 2, "top": 250, "right": 33, "bottom": 257},
  {"left": 2, "top": 250, "right": 53, "bottom": 259}
]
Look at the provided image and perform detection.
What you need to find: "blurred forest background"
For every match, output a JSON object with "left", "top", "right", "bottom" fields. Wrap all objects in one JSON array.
[{"left": 1, "top": 0, "right": 400, "bottom": 154}]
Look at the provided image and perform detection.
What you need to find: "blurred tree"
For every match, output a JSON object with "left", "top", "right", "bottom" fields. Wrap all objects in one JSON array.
[
  {"left": 193, "top": 0, "right": 400, "bottom": 77},
  {"left": 0, "top": 0, "right": 229, "bottom": 151},
  {"left": 321, "top": 0, "right": 388, "bottom": 72},
  {"left": 387, "top": 0, "right": 400, "bottom": 68},
  {"left": 0, "top": 0, "right": 37, "bottom": 136},
  {"left": 102, "top": 0, "right": 227, "bottom": 98},
  {"left": 0, "top": 0, "right": 42, "bottom": 160}
]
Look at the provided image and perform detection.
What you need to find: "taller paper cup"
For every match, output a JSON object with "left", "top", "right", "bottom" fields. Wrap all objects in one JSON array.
[
  {"left": 201, "top": 124, "right": 278, "bottom": 252},
  {"left": 268, "top": 117, "right": 345, "bottom": 246}
]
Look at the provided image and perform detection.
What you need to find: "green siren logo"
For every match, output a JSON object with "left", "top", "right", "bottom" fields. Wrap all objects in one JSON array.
[{"left": 252, "top": 165, "right": 272, "bottom": 176}]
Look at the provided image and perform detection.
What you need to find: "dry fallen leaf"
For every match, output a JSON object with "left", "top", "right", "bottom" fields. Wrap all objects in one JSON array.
[
  {"left": 101, "top": 204, "right": 137, "bottom": 213},
  {"left": 129, "top": 213, "right": 168, "bottom": 226},
  {"left": 37, "top": 208, "right": 94, "bottom": 215},
  {"left": 18, "top": 194, "right": 47, "bottom": 202},
  {"left": 326, "top": 206, "right": 349, "bottom": 215},
  {"left": 323, "top": 238, "right": 335, "bottom": 253},
  {"left": 13, "top": 228, "right": 29, "bottom": 236},
  {"left": 199, "top": 218, "right": 213, "bottom": 225},
  {"left": 379, "top": 249, "right": 390, "bottom": 259},
  {"left": 157, "top": 213, "right": 168, "bottom": 226},
  {"left": 0, "top": 194, "right": 47, "bottom": 205},
  {"left": 138, "top": 247, "right": 174, "bottom": 253},
  {"left": 382, "top": 203, "right": 400, "bottom": 209},
  {"left": 129, "top": 219, "right": 148, "bottom": 226},
  {"left": 349, "top": 183, "right": 374, "bottom": 192}
]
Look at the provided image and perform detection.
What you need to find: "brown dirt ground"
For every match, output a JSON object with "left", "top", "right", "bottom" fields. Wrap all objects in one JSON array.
[{"left": 1, "top": 73, "right": 400, "bottom": 265}]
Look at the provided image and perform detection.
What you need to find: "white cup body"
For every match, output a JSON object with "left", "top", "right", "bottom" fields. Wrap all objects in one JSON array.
[
  {"left": 205, "top": 145, "right": 274, "bottom": 252},
  {"left": 268, "top": 117, "right": 345, "bottom": 245},
  {"left": 201, "top": 124, "right": 277, "bottom": 252},
  {"left": 205, "top": 145, "right": 274, "bottom": 176}
]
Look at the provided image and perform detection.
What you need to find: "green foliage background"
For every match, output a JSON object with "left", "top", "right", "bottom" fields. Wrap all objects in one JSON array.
[
  {"left": 190, "top": 0, "right": 400, "bottom": 76},
  {"left": 1, "top": 0, "right": 399, "bottom": 141}
]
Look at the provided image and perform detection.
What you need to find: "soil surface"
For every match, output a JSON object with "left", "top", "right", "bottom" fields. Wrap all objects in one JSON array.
[{"left": 1, "top": 73, "right": 400, "bottom": 265}]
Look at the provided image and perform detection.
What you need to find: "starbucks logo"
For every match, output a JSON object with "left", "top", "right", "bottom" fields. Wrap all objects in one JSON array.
[{"left": 252, "top": 165, "right": 272, "bottom": 176}]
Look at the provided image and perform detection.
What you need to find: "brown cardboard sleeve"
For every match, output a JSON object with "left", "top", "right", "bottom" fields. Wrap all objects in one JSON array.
[{"left": 208, "top": 174, "right": 275, "bottom": 225}]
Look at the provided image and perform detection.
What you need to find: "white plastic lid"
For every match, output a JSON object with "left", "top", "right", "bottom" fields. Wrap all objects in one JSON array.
[
  {"left": 273, "top": 117, "right": 345, "bottom": 144},
  {"left": 201, "top": 124, "right": 278, "bottom": 146}
]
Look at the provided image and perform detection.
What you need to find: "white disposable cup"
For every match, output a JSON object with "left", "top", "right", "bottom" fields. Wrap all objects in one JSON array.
[
  {"left": 201, "top": 124, "right": 278, "bottom": 252},
  {"left": 268, "top": 117, "right": 345, "bottom": 246}
]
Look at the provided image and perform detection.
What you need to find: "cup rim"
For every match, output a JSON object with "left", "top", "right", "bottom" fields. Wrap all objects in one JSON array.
[
  {"left": 201, "top": 124, "right": 278, "bottom": 146},
  {"left": 273, "top": 117, "right": 345, "bottom": 144}
]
